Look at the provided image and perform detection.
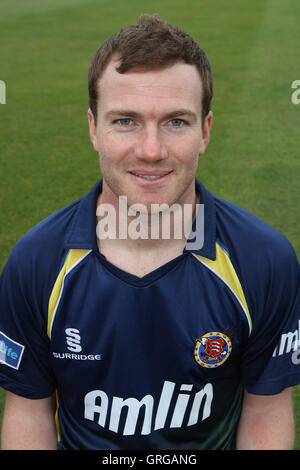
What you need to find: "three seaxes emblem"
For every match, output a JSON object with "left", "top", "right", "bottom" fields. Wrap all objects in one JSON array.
[{"left": 194, "top": 330, "right": 233, "bottom": 368}]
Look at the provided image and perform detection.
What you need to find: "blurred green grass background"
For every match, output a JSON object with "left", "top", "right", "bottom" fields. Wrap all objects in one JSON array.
[{"left": 0, "top": 0, "right": 299, "bottom": 448}]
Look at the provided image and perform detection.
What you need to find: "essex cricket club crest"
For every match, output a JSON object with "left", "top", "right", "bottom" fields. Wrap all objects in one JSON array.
[{"left": 194, "top": 330, "right": 233, "bottom": 368}]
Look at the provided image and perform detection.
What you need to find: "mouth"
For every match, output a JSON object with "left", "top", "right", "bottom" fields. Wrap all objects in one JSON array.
[{"left": 128, "top": 170, "right": 173, "bottom": 182}]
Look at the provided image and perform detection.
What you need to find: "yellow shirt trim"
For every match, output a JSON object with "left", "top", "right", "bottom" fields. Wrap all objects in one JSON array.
[{"left": 194, "top": 243, "right": 252, "bottom": 334}]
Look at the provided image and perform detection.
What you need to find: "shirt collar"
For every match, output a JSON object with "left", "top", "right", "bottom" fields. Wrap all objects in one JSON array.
[
  {"left": 64, "top": 179, "right": 102, "bottom": 251},
  {"left": 64, "top": 177, "right": 216, "bottom": 260}
]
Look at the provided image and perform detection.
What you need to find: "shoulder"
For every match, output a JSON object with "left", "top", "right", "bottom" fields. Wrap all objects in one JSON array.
[
  {"left": 1, "top": 198, "right": 82, "bottom": 309},
  {"left": 1, "top": 179, "right": 101, "bottom": 302},
  {"left": 213, "top": 194, "right": 299, "bottom": 315},
  {"left": 0, "top": 198, "right": 85, "bottom": 336},
  {"left": 214, "top": 194, "right": 298, "bottom": 266},
  {"left": 9, "top": 198, "right": 81, "bottom": 265}
]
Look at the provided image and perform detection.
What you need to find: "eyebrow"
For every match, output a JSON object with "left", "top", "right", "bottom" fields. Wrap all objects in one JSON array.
[{"left": 105, "top": 109, "right": 198, "bottom": 122}]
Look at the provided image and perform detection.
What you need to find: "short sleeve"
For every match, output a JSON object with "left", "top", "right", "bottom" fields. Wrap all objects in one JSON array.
[
  {"left": 0, "top": 242, "right": 56, "bottom": 399},
  {"left": 241, "top": 237, "right": 300, "bottom": 395}
]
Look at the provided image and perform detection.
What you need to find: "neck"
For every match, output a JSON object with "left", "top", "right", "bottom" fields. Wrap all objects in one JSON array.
[
  {"left": 95, "top": 186, "right": 200, "bottom": 277},
  {"left": 96, "top": 186, "right": 200, "bottom": 253}
]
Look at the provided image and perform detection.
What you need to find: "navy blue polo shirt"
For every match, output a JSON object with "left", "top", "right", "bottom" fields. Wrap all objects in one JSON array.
[{"left": 0, "top": 178, "right": 299, "bottom": 449}]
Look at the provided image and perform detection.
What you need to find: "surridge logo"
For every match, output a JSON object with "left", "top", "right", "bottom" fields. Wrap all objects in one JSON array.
[
  {"left": 84, "top": 380, "right": 213, "bottom": 436},
  {"left": 65, "top": 327, "right": 82, "bottom": 352},
  {"left": 52, "top": 327, "right": 101, "bottom": 361}
]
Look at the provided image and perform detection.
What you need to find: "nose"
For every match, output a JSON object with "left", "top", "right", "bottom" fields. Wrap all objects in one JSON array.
[{"left": 136, "top": 124, "right": 168, "bottom": 162}]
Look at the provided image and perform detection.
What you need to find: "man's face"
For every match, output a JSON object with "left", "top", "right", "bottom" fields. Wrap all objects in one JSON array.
[{"left": 88, "top": 58, "right": 212, "bottom": 210}]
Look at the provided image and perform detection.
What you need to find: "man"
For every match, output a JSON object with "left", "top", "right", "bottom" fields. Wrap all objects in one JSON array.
[{"left": 0, "top": 14, "right": 299, "bottom": 450}]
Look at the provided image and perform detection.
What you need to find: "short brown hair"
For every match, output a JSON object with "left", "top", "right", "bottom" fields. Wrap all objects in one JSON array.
[{"left": 88, "top": 14, "right": 213, "bottom": 125}]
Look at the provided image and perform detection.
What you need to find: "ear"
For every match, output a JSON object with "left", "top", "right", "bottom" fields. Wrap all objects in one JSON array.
[
  {"left": 88, "top": 108, "right": 99, "bottom": 152},
  {"left": 199, "top": 110, "right": 213, "bottom": 156}
]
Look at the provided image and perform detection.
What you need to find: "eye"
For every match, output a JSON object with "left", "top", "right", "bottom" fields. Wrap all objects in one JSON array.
[
  {"left": 116, "top": 118, "right": 133, "bottom": 126},
  {"left": 169, "top": 118, "right": 185, "bottom": 127}
]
